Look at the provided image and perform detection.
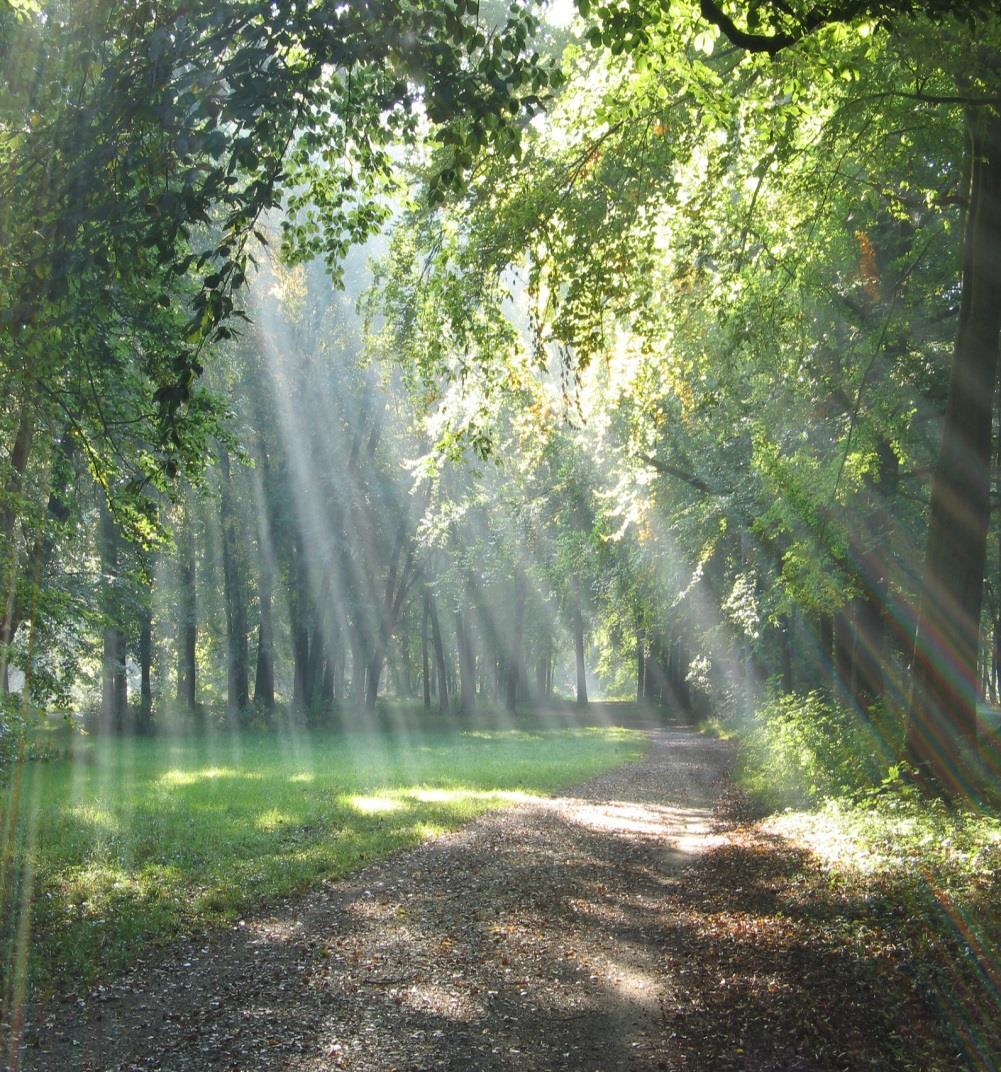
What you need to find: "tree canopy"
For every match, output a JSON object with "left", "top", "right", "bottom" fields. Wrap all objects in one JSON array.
[{"left": 1, "top": 0, "right": 1001, "bottom": 800}]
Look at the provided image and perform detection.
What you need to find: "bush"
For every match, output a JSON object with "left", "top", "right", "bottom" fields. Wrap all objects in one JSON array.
[
  {"left": 736, "top": 690, "right": 897, "bottom": 809},
  {"left": 0, "top": 698, "right": 25, "bottom": 787}
]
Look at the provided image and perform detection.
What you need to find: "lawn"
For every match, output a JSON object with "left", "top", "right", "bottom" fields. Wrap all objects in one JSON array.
[{"left": 1, "top": 718, "right": 646, "bottom": 996}]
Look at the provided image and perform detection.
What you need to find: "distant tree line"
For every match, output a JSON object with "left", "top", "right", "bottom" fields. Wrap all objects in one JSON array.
[{"left": 3, "top": 0, "right": 1001, "bottom": 799}]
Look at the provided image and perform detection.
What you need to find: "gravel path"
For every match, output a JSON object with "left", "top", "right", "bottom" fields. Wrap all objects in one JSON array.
[{"left": 15, "top": 724, "right": 734, "bottom": 1072}]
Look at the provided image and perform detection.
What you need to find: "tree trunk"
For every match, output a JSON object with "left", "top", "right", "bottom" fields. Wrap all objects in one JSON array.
[
  {"left": 400, "top": 631, "right": 413, "bottom": 697},
  {"left": 492, "top": 655, "right": 503, "bottom": 701},
  {"left": 505, "top": 570, "right": 525, "bottom": 714},
  {"left": 292, "top": 537, "right": 311, "bottom": 710},
  {"left": 850, "top": 571, "right": 886, "bottom": 719},
  {"left": 428, "top": 593, "right": 449, "bottom": 714},
  {"left": 995, "top": 526, "right": 1001, "bottom": 706},
  {"left": 219, "top": 444, "right": 249, "bottom": 716},
  {"left": 365, "top": 649, "right": 385, "bottom": 711},
  {"left": 364, "top": 527, "right": 417, "bottom": 711},
  {"left": 993, "top": 417, "right": 1001, "bottom": 705},
  {"left": 469, "top": 576, "right": 503, "bottom": 700},
  {"left": 321, "top": 656, "right": 334, "bottom": 703},
  {"left": 0, "top": 401, "right": 33, "bottom": 694},
  {"left": 456, "top": 605, "right": 476, "bottom": 715},
  {"left": 251, "top": 431, "right": 277, "bottom": 712},
  {"left": 674, "top": 638, "right": 691, "bottom": 712},
  {"left": 99, "top": 500, "right": 127, "bottom": 732},
  {"left": 349, "top": 633, "right": 367, "bottom": 706},
  {"left": 324, "top": 612, "right": 341, "bottom": 706},
  {"left": 636, "top": 628, "right": 646, "bottom": 703},
  {"left": 574, "top": 608, "right": 588, "bottom": 706},
  {"left": 421, "top": 590, "right": 432, "bottom": 708},
  {"left": 536, "top": 630, "right": 552, "bottom": 701},
  {"left": 253, "top": 532, "right": 275, "bottom": 712},
  {"left": 138, "top": 599, "right": 153, "bottom": 734},
  {"left": 906, "top": 109, "right": 1001, "bottom": 795},
  {"left": 308, "top": 623, "right": 327, "bottom": 712},
  {"left": 645, "top": 631, "right": 667, "bottom": 705},
  {"left": 850, "top": 441, "right": 898, "bottom": 718},
  {"left": 176, "top": 504, "right": 197, "bottom": 711},
  {"left": 362, "top": 640, "right": 385, "bottom": 716},
  {"left": 334, "top": 645, "right": 346, "bottom": 702},
  {"left": 388, "top": 650, "right": 402, "bottom": 697}
]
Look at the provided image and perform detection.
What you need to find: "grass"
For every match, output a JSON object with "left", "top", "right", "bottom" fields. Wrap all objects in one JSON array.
[
  {"left": 1, "top": 716, "right": 646, "bottom": 996},
  {"left": 721, "top": 690, "right": 1001, "bottom": 1069},
  {"left": 758, "top": 799, "right": 1001, "bottom": 1069}
]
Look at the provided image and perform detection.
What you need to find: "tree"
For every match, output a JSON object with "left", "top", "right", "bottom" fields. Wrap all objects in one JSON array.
[
  {"left": 644, "top": 9, "right": 1001, "bottom": 795},
  {"left": 904, "top": 103, "right": 1001, "bottom": 792},
  {"left": 359, "top": 0, "right": 1001, "bottom": 780}
]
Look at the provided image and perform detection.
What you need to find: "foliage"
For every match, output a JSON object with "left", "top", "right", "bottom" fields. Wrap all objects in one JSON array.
[
  {"left": 735, "top": 691, "right": 900, "bottom": 807},
  {"left": 2, "top": 0, "right": 1000, "bottom": 766},
  {"left": 361, "top": 2, "right": 997, "bottom": 745},
  {"left": 0, "top": 696, "right": 24, "bottom": 787}
]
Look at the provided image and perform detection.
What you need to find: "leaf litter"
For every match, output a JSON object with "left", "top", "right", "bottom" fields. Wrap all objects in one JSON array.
[{"left": 8, "top": 724, "right": 989, "bottom": 1071}]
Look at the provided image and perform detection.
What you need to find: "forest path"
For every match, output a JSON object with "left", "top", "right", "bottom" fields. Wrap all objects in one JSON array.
[{"left": 18, "top": 720, "right": 737, "bottom": 1072}]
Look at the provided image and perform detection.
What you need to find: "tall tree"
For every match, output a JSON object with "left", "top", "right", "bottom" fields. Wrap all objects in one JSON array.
[
  {"left": 218, "top": 442, "right": 250, "bottom": 716},
  {"left": 176, "top": 502, "right": 198, "bottom": 713},
  {"left": 906, "top": 105, "right": 1001, "bottom": 791}
]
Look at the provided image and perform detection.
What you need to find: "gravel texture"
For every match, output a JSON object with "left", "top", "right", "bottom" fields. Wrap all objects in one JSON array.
[{"left": 13, "top": 724, "right": 734, "bottom": 1072}]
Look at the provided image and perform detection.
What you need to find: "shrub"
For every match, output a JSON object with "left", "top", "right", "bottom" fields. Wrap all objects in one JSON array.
[
  {"left": 0, "top": 697, "right": 25, "bottom": 787},
  {"left": 736, "top": 690, "right": 896, "bottom": 809}
]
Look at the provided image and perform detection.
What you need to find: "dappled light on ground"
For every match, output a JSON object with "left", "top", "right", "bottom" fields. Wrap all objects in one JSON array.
[
  {"left": 762, "top": 805, "right": 1001, "bottom": 1072},
  {"left": 157, "top": 767, "right": 250, "bottom": 789},
  {"left": 1, "top": 721, "right": 645, "bottom": 1010},
  {"left": 5, "top": 728, "right": 711, "bottom": 1070},
  {"left": 10, "top": 723, "right": 999, "bottom": 1071},
  {"left": 556, "top": 799, "right": 726, "bottom": 853},
  {"left": 346, "top": 795, "right": 405, "bottom": 815}
]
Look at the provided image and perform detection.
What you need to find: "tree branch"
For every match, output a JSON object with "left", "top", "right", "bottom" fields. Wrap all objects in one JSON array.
[
  {"left": 699, "top": 0, "right": 873, "bottom": 56},
  {"left": 699, "top": 0, "right": 797, "bottom": 54},
  {"left": 639, "top": 454, "right": 721, "bottom": 495}
]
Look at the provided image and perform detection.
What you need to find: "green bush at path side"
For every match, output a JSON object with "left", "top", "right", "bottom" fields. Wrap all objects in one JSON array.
[
  {"left": 733, "top": 690, "right": 899, "bottom": 810},
  {"left": 2, "top": 722, "right": 646, "bottom": 995}
]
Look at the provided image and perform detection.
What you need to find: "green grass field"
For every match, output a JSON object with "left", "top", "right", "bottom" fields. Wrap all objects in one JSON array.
[{"left": 1, "top": 718, "right": 646, "bottom": 995}]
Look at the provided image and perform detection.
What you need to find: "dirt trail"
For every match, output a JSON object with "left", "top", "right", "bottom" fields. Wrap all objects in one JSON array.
[{"left": 15, "top": 724, "right": 733, "bottom": 1072}]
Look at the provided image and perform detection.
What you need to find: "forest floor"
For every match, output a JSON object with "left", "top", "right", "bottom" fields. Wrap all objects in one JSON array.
[{"left": 9, "top": 719, "right": 982, "bottom": 1072}]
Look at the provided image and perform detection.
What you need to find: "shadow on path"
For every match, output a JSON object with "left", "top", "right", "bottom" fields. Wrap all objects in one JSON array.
[{"left": 11, "top": 723, "right": 974, "bottom": 1072}]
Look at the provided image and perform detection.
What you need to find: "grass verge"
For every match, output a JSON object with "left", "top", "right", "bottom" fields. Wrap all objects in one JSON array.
[{"left": 719, "top": 691, "right": 1001, "bottom": 1070}]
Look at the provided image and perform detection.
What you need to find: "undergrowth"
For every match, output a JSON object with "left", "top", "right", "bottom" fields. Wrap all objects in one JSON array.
[
  {"left": 725, "top": 690, "right": 1001, "bottom": 1070},
  {"left": 733, "top": 690, "right": 900, "bottom": 809}
]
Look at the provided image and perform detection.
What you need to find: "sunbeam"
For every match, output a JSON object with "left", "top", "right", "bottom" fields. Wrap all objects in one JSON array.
[{"left": 3, "top": 1, "right": 1001, "bottom": 1069}]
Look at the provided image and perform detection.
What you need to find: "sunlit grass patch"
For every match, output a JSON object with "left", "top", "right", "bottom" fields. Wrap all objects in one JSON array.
[
  {"left": 463, "top": 729, "right": 548, "bottom": 741},
  {"left": 157, "top": 766, "right": 248, "bottom": 788},
  {"left": 767, "top": 798, "right": 1001, "bottom": 880},
  {"left": 347, "top": 794, "right": 405, "bottom": 814},
  {"left": 758, "top": 798, "right": 1001, "bottom": 1069},
  {"left": 724, "top": 692, "right": 1001, "bottom": 1069},
  {"left": 3, "top": 720, "right": 646, "bottom": 995}
]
